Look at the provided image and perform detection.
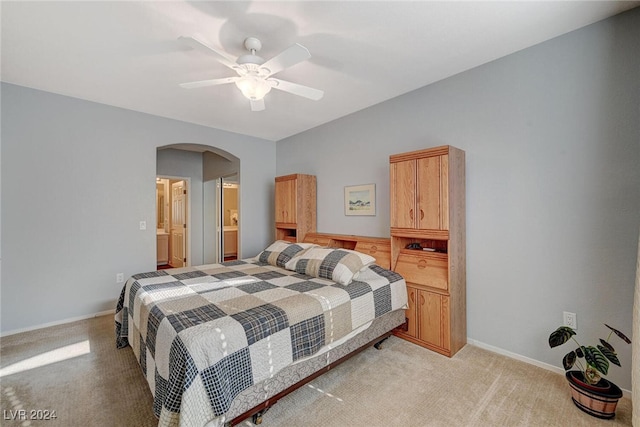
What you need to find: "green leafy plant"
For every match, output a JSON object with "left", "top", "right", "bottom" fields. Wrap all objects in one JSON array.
[{"left": 548, "top": 324, "right": 631, "bottom": 385}]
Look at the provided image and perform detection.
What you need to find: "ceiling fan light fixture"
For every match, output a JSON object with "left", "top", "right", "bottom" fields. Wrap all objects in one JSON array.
[
  {"left": 235, "top": 76, "right": 271, "bottom": 100},
  {"left": 179, "top": 35, "right": 322, "bottom": 111}
]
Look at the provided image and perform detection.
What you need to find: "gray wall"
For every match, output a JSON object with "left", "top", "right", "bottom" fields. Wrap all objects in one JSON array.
[
  {"left": 277, "top": 10, "right": 640, "bottom": 390},
  {"left": 203, "top": 150, "right": 239, "bottom": 182},
  {"left": 1, "top": 84, "right": 276, "bottom": 333}
]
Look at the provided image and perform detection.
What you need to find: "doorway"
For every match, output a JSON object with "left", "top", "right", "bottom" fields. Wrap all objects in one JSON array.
[
  {"left": 221, "top": 177, "right": 239, "bottom": 261},
  {"left": 156, "top": 176, "right": 190, "bottom": 269},
  {"left": 203, "top": 175, "right": 240, "bottom": 264}
]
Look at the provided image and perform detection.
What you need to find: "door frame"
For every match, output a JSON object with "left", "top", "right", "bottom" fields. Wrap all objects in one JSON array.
[
  {"left": 157, "top": 175, "right": 191, "bottom": 267},
  {"left": 220, "top": 175, "right": 240, "bottom": 262}
]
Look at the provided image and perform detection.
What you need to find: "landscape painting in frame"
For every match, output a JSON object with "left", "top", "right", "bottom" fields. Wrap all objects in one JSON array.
[{"left": 345, "top": 184, "right": 376, "bottom": 216}]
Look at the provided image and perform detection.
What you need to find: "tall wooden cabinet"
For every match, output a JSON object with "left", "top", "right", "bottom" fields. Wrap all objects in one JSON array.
[
  {"left": 390, "top": 145, "right": 466, "bottom": 357},
  {"left": 274, "top": 174, "right": 316, "bottom": 243}
]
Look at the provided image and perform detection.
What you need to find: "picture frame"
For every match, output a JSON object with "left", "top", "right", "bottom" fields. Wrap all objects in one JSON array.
[{"left": 344, "top": 184, "right": 376, "bottom": 216}]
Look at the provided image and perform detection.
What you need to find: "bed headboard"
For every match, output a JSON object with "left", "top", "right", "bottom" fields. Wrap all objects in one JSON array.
[{"left": 302, "top": 233, "right": 391, "bottom": 269}]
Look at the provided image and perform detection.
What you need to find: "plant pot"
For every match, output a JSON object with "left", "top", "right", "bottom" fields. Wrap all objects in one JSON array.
[{"left": 565, "top": 371, "right": 622, "bottom": 419}]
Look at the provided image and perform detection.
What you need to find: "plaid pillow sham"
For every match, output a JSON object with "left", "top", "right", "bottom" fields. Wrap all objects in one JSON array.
[
  {"left": 284, "top": 247, "right": 376, "bottom": 285},
  {"left": 256, "top": 240, "right": 317, "bottom": 268}
]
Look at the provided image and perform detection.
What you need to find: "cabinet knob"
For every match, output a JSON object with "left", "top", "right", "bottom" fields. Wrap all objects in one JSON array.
[
  {"left": 370, "top": 245, "right": 377, "bottom": 253},
  {"left": 417, "top": 259, "right": 427, "bottom": 269},
  {"left": 420, "top": 209, "right": 424, "bottom": 220},
  {"left": 409, "top": 209, "right": 414, "bottom": 220}
]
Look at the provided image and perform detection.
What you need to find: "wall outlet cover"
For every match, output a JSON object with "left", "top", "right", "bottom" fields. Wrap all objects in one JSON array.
[{"left": 563, "top": 311, "right": 577, "bottom": 329}]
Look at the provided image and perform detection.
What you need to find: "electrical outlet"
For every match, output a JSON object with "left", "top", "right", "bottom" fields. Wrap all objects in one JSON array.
[
  {"left": 116, "top": 273, "right": 124, "bottom": 283},
  {"left": 563, "top": 311, "right": 577, "bottom": 329}
]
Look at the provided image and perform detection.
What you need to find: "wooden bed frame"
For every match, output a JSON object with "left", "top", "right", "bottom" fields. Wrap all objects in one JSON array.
[{"left": 226, "top": 233, "right": 402, "bottom": 426}]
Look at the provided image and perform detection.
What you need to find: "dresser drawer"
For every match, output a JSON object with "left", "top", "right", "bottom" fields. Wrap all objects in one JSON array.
[
  {"left": 304, "top": 234, "right": 332, "bottom": 246},
  {"left": 395, "top": 251, "right": 448, "bottom": 291}
]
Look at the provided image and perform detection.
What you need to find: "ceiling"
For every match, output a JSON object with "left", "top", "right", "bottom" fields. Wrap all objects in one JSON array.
[{"left": 2, "top": 1, "right": 638, "bottom": 141}]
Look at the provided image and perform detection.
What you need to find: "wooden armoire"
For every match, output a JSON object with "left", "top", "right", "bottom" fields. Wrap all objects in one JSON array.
[
  {"left": 390, "top": 145, "right": 466, "bottom": 357},
  {"left": 274, "top": 174, "right": 316, "bottom": 243}
]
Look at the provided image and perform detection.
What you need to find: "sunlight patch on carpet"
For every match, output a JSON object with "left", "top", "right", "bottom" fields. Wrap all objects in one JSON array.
[
  {"left": 307, "top": 384, "right": 344, "bottom": 402},
  {"left": 0, "top": 340, "right": 91, "bottom": 378}
]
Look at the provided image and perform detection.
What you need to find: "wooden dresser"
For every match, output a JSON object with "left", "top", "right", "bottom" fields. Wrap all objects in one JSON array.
[
  {"left": 275, "top": 174, "right": 316, "bottom": 243},
  {"left": 390, "top": 145, "right": 466, "bottom": 357}
]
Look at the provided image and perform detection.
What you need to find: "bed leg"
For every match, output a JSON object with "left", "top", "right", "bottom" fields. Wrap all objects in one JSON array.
[
  {"left": 251, "top": 408, "right": 269, "bottom": 425},
  {"left": 374, "top": 336, "right": 389, "bottom": 350}
]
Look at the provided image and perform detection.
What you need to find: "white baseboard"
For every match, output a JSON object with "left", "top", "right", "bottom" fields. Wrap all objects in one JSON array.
[
  {"left": 0, "top": 309, "right": 115, "bottom": 337},
  {"left": 467, "top": 338, "right": 632, "bottom": 398}
]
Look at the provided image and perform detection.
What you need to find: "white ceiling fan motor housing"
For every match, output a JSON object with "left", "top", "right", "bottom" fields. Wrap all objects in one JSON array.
[{"left": 237, "top": 37, "right": 266, "bottom": 69}]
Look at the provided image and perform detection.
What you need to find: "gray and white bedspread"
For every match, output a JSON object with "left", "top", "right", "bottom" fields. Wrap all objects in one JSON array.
[{"left": 115, "top": 259, "right": 407, "bottom": 427}]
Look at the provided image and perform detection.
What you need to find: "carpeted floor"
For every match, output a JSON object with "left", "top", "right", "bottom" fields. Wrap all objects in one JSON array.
[{"left": 0, "top": 315, "right": 632, "bottom": 427}]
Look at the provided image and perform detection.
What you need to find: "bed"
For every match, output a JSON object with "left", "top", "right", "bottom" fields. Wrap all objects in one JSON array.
[{"left": 115, "top": 234, "right": 408, "bottom": 427}]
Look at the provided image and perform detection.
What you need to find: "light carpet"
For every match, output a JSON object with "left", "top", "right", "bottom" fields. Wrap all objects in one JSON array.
[{"left": 0, "top": 315, "right": 632, "bottom": 427}]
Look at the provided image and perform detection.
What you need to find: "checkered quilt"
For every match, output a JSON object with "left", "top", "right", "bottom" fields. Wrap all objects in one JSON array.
[{"left": 115, "top": 259, "right": 407, "bottom": 426}]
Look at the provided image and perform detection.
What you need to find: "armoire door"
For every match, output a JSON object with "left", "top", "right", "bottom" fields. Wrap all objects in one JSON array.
[
  {"left": 390, "top": 159, "right": 417, "bottom": 229},
  {"left": 417, "top": 154, "right": 449, "bottom": 231},
  {"left": 275, "top": 178, "right": 297, "bottom": 225}
]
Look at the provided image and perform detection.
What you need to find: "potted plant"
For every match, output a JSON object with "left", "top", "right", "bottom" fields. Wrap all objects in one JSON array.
[{"left": 548, "top": 324, "right": 631, "bottom": 419}]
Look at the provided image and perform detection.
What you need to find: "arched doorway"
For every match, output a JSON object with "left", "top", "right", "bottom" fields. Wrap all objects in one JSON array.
[{"left": 156, "top": 143, "right": 239, "bottom": 267}]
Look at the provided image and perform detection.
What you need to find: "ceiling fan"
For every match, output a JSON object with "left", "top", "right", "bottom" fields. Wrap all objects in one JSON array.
[{"left": 178, "top": 36, "right": 324, "bottom": 112}]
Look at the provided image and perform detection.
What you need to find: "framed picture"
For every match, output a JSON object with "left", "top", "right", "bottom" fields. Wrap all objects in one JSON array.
[{"left": 344, "top": 184, "right": 376, "bottom": 216}]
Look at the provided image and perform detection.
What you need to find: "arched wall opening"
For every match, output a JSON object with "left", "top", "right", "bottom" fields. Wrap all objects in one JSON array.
[{"left": 156, "top": 143, "right": 240, "bottom": 267}]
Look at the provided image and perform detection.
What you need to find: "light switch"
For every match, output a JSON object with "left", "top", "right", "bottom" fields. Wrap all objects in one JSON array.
[{"left": 139, "top": 221, "right": 147, "bottom": 230}]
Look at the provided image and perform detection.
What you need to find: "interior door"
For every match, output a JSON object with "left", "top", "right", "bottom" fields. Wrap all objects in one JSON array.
[
  {"left": 221, "top": 177, "right": 239, "bottom": 261},
  {"left": 171, "top": 180, "right": 186, "bottom": 267}
]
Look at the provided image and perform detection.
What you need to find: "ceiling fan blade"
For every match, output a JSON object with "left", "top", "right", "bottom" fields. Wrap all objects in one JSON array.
[
  {"left": 250, "top": 98, "right": 265, "bottom": 112},
  {"left": 268, "top": 78, "right": 324, "bottom": 101},
  {"left": 179, "top": 77, "right": 238, "bottom": 89},
  {"left": 179, "top": 36, "right": 238, "bottom": 70},
  {"left": 260, "top": 44, "right": 311, "bottom": 77}
]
